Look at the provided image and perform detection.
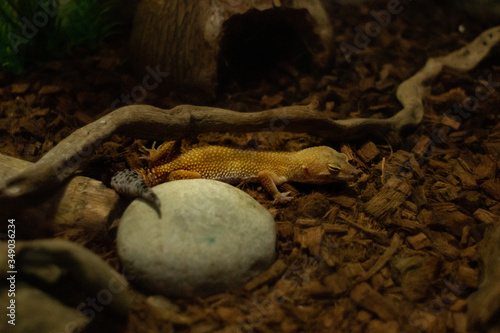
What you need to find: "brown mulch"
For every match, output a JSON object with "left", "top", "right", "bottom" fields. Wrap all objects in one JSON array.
[{"left": 1, "top": 1, "right": 499, "bottom": 332}]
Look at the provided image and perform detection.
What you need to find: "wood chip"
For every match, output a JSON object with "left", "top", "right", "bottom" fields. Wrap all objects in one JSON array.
[
  {"left": 432, "top": 181, "right": 460, "bottom": 202},
  {"left": 430, "top": 234, "right": 461, "bottom": 260},
  {"left": 430, "top": 203, "right": 475, "bottom": 237},
  {"left": 411, "top": 135, "right": 431, "bottom": 155},
  {"left": 452, "top": 160, "right": 477, "bottom": 189},
  {"left": 364, "top": 177, "right": 412, "bottom": 218},
  {"left": 473, "top": 154, "right": 496, "bottom": 180},
  {"left": 428, "top": 159, "right": 453, "bottom": 174},
  {"left": 38, "top": 85, "right": 63, "bottom": 95},
  {"left": 295, "top": 218, "right": 320, "bottom": 226},
  {"left": 441, "top": 115, "right": 462, "bottom": 129},
  {"left": 260, "top": 94, "right": 284, "bottom": 108},
  {"left": 452, "top": 312, "right": 468, "bottom": 333},
  {"left": 473, "top": 208, "right": 498, "bottom": 224},
  {"left": 411, "top": 185, "right": 427, "bottom": 206},
  {"left": 350, "top": 282, "right": 397, "bottom": 321},
  {"left": 457, "top": 265, "right": 479, "bottom": 288},
  {"left": 387, "top": 218, "right": 424, "bottom": 232},
  {"left": 322, "top": 223, "right": 349, "bottom": 233},
  {"left": 401, "top": 256, "right": 439, "bottom": 302},
  {"left": 215, "top": 306, "right": 243, "bottom": 323},
  {"left": 300, "top": 280, "right": 329, "bottom": 296},
  {"left": 359, "top": 233, "right": 401, "bottom": 282},
  {"left": 146, "top": 296, "right": 193, "bottom": 325},
  {"left": 357, "top": 142, "right": 379, "bottom": 163},
  {"left": 344, "top": 263, "right": 366, "bottom": 279},
  {"left": 406, "top": 232, "right": 431, "bottom": 250},
  {"left": 324, "top": 271, "right": 350, "bottom": 296},
  {"left": 294, "top": 226, "right": 324, "bottom": 256},
  {"left": 341, "top": 216, "right": 391, "bottom": 246},
  {"left": 449, "top": 299, "right": 467, "bottom": 312},
  {"left": 299, "top": 76, "right": 316, "bottom": 94},
  {"left": 276, "top": 222, "right": 294, "bottom": 238},
  {"left": 481, "top": 179, "right": 500, "bottom": 200},
  {"left": 11, "top": 83, "right": 30, "bottom": 94},
  {"left": 330, "top": 195, "right": 356, "bottom": 208},
  {"left": 366, "top": 319, "right": 400, "bottom": 333},
  {"left": 74, "top": 111, "right": 95, "bottom": 125},
  {"left": 244, "top": 259, "right": 287, "bottom": 291}
]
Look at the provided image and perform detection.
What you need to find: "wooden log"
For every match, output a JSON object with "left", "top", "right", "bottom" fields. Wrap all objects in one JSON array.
[
  {"left": 0, "top": 153, "right": 119, "bottom": 238},
  {"left": 130, "top": 0, "right": 333, "bottom": 101}
]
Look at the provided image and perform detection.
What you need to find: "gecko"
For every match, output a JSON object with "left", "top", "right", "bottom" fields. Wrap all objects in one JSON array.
[{"left": 110, "top": 142, "right": 359, "bottom": 210}]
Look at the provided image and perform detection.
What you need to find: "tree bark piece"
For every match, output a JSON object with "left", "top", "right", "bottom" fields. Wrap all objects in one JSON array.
[{"left": 1, "top": 26, "right": 500, "bottom": 201}]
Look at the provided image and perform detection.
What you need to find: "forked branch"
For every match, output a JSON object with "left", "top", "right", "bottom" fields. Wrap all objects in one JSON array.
[{"left": 1, "top": 25, "right": 500, "bottom": 200}]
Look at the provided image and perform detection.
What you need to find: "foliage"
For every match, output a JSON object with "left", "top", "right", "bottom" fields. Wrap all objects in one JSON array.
[
  {"left": 58, "top": 0, "right": 123, "bottom": 51},
  {"left": 0, "top": 0, "right": 123, "bottom": 75},
  {"left": 0, "top": 0, "right": 25, "bottom": 74}
]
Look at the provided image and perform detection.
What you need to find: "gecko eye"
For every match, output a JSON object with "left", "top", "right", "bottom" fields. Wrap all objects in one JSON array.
[{"left": 328, "top": 164, "right": 341, "bottom": 173}]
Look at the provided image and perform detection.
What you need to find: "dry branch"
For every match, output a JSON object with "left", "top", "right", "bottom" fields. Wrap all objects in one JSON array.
[
  {"left": 467, "top": 223, "right": 500, "bottom": 332},
  {"left": 1, "top": 25, "right": 500, "bottom": 201}
]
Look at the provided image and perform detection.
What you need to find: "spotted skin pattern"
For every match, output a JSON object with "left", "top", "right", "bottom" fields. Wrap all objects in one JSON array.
[{"left": 111, "top": 145, "right": 359, "bottom": 209}]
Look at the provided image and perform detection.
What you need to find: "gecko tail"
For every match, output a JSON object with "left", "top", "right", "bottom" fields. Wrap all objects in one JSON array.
[{"left": 111, "top": 169, "right": 161, "bottom": 212}]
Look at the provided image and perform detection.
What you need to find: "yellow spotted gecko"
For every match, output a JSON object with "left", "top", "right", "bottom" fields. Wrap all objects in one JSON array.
[{"left": 111, "top": 142, "right": 359, "bottom": 209}]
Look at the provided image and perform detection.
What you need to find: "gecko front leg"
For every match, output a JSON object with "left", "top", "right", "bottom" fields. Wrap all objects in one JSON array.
[{"left": 257, "top": 170, "right": 293, "bottom": 203}]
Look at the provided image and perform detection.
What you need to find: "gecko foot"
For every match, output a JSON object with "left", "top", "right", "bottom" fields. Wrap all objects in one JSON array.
[{"left": 273, "top": 191, "right": 294, "bottom": 204}]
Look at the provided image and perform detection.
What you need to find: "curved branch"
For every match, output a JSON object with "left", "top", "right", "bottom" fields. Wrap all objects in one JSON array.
[{"left": 2, "top": 25, "right": 500, "bottom": 200}]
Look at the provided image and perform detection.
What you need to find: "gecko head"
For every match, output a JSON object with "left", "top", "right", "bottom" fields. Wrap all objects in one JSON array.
[{"left": 298, "top": 146, "right": 359, "bottom": 184}]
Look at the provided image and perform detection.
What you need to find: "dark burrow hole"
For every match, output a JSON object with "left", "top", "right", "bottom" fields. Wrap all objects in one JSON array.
[{"left": 217, "top": 7, "right": 322, "bottom": 91}]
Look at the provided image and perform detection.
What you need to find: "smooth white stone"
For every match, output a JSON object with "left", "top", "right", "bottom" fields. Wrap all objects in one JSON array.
[{"left": 117, "top": 179, "right": 276, "bottom": 297}]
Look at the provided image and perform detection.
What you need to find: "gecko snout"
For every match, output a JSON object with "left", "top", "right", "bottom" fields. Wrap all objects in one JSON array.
[{"left": 338, "top": 162, "right": 360, "bottom": 181}]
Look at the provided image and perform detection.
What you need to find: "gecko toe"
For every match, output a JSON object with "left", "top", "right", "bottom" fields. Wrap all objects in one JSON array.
[{"left": 273, "top": 191, "right": 294, "bottom": 204}]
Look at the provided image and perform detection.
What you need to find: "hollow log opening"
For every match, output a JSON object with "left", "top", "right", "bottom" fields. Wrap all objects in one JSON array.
[{"left": 217, "top": 8, "right": 322, "bottom": 90}]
